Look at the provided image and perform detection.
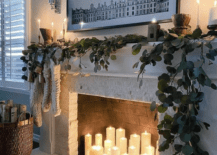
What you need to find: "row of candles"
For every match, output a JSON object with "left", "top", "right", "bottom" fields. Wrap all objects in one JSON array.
[
  {"left": 37, "top": 18, "right": 67, "bottom": 39},
  {"left": 85, "top": 127, "right": 159, "bottom": 155}
]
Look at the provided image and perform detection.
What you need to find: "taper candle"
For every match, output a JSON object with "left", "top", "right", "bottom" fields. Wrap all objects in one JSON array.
[
  {"left": 38, "top": 19, "right": 41, "bottom": 36},
  {"left": 111, "top": 146, "right": 120, "bottom": 155},
  {"left": 104, "top": 140, "right": 112, "bottom": 154},
  {"left": 128, "top": 146, "right": 136, "bottom": 155},
  {"left": 51, "top": 22, "right": 54, "bottom": 39},
  {"left": 144, "top": 145, "right": 155, "bottom": 155},
  {"left": 106, "top": 127, "right": 115, "bottom": 146},
  {"left": 95, "top": 133, "right": 103, "bottom": 146},
  {"left": 208, "top": 0, "right": 217, "bottom": 26},
  {"left": 130, "top": 134, "right": 140, "bottom": 155},
  {"left": 141, "top": 131, "right": 151, "bottom": 154},
  {"left": 116, "top": 128, "right": 125, "bottom": 148},
  {"left": 197, "top": 0, "right": 200, "bottom": 26},
  {"left": 85, "top": 134, "right": 92, "bottom": 155},
  {"left": 89, "top": 146, "right": 103, "bottom": 155},
  {"left": 119, "top": 137, "right": 127, "bottom": 154}
]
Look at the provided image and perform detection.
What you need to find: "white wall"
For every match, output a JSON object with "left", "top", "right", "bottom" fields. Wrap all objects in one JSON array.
[{"left": 31, "top": 0, "right": 213, "bottom": 42}]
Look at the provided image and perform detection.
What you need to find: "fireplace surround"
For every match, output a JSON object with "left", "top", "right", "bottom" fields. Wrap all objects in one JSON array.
[{"left": 31, "top": 43, "right": 217, "bottom": 155}]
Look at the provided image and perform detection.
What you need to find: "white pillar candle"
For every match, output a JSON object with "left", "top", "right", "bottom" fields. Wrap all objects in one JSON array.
[
  {"left": 106, "top": 127, "right": 115, "bottom": 146},
  {"left": 95, "top": 133, "right": 103, "bottom": 146},
  {"left": 85, "top": 134, "right": 92, "bottom": 155},
  {"left": 156, "top": 141, "right": 159, "bottom": 155},
  {"left": 116, "top": 128, "right": 125, "bottom": 148},
  {"left": 111, "top": 146, "right": 120, "bottom": 155},
  {"left": 128, "top": 146, "right": 136, "bottom": 155},
  {"left": 197, "top": 0, "right": 200, "bottom": 26},
  {"left": 141, "top": 131, "right": 151, "bottom": 154},
  {"left": 144, "top": 146, "right": 155, "bottom": 155},
  {"left": 89, "top": 146, "right": 103, "bottom": 155},
  {"left": 130, "top": 134, "right": 140, "bottom": 155},
  {"left": 104, "top": 140, "right": 112, "bottom": 154},
  {"left": 208, "top": 1, "right": 217, "bottom": 26},
  {"left": 119, "top": 137, "right": 127, "bottom": 154}
]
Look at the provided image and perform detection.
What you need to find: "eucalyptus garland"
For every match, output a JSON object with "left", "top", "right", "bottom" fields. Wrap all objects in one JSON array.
[{"left": 20, "top": 29, "right": 217, "bottom": 155}]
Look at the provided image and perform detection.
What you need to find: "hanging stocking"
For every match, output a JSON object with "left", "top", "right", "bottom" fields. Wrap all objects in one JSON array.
[
  {"left": 42, "top": 62, "right": 52, "bottom": 112},
  {"left": 30, "top": 76, "right": 44, "bottom": 127},
  {"left": 50, "top": 59, "right": 61, "bottom": 117}
]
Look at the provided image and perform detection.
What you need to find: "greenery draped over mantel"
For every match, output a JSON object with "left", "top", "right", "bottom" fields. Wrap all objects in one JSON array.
[{"left": 21, "top": 28, "right": 217, "bottom": 155}]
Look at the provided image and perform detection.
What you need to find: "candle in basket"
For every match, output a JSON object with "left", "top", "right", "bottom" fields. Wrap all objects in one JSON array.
[
  {"left": 120, "top": 137, "right": 127, "bottom": 154},
  {"left": 130, "top": 134, "right": 140, "bottom": 155},
  {"left": 116, "top": 128, "right": 125, "bottom": 148},
  {"left": 106, "top": 127, "right": 115, "bottom": 146},
  {"left": 20, "top": 105, "right": 27, "bottom": 121},
  {"left": 89, "top": 146, "right": 103, "bottom": 155},
  {"left": 104, "top": 140, "right": 112, "bottom": 154},
  {"left": 95, "top": 133, "right": 103, "bottom": 146},
  {"left": 141, "top": 131, "right": 151, "bottom": 154},
  {"left": 85, "top": 134, "right": 92, "bottom": 155},
  {"left": 11, "top": 107, "right": 18, "bottom": 123},
  {"left": 111, "top": 146, "right": 120, "bottom": 155},
  {"left": 144, "top": 145, "right": 155, "bottom": 155}
]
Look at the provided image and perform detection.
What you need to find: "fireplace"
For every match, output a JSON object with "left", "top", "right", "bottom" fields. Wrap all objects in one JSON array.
[
  {"left": 77, "top": 94, "right": 159, "bottom": 155},
  {"left": 32, "top": 44, "right": 175, "bottom": 155}
]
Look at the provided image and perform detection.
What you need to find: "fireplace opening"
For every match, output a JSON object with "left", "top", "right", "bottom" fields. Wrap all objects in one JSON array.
[{"left": 77, "top": 94, "right": 159, "bottom": 155}]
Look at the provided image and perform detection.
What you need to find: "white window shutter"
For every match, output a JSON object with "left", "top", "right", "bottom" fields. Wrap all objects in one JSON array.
[{"left": 0, "top": 0, "right": 26, "bottom": 88}]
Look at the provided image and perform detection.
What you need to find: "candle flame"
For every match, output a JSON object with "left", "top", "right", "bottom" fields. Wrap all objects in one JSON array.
[
  {"left": 64, "top": 18, "right": 67, "bottom": 22},
  {"left": 197, "top": 0, "right": 200, "bottom": 4},
  {"left": 112, "top": 146, "right": 118, "bottom": 150},
  {"left": 215, "top": 0, "right": 217, "bottom": 7},
  {"left": 86, "top": 133, "right": 91, "bottom": 136},
  {"left": 52, "top": 22, "right": 54, "bottom": 26},
  {"left": 129, "top": 146, "right": 136, "bottom": 149},
  {"left": 80, "top": 21, "right": 85, "bottom": 26},
  {"left": 152, "top": 18, "right": 157, "bottom": 23},
  {"left": 38, "top": 19, "right": 41, "bottom": 23},
  {"left": 92, "top": 145, "right": 102, "bottom": 150}
]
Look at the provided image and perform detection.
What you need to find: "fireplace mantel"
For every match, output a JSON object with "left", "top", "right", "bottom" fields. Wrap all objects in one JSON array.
[{"left": 32, "top": 41, "right": 217, "bottom": 155}]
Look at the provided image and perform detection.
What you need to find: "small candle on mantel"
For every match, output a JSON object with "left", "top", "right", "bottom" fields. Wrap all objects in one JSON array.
[
  {"left": 197, "top": 0, "right": 200, "bottom": 27},
  {"left": 141, "top": 131, "right": 151, "bottom": 154},
  {"left": 111, "top": 146, "right": 120, "bottom": 155},
  {"left": 120, "top": 137, "right": 127, "bottom": 154},
  {"left": 95, "top": 133, "right": 103, "bottom": 146},
  {"left": 130, "top": 134, "right": 140, "bottom": 155},
  {"left": 104, "top": 140, "right": 112, "bottom": 154},
  {"left": 85, "top": 134, "right": 92, "bottom": 155},
  {"left": 144, "top": 145, "right": 155, "bottom": 155},
  {"left": 51, "top": 22, "right": 54, "bottom": 39},
  {"left": 148, "top": 18, "right": 160, "bottom": 42},
  {"left": 89, "top": 145, "right": 103, "bottom": 155},
  {"left": 106, "top": 127, "right": 115, "bottom": 146},
  {"left": 116, "top": 128, "right": 125, "bottom": 148}
]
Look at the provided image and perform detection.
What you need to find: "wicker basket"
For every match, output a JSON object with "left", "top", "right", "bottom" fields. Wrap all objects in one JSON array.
[{"left": 0, "top": 112, "right": 33, "bottom": 155}]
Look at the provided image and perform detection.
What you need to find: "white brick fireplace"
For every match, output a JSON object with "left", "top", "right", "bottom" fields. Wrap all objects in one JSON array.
[{"left": 32, "top": 43, "right": 217, "bottom": 155}]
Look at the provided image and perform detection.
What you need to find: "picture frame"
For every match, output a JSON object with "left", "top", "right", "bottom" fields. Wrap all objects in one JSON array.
[{"left": 67, "top": 0, "right": 180, "bottom": 32}]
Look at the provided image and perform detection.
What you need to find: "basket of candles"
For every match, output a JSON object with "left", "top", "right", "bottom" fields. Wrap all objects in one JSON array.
[{"left": 0, "top": 100, "right": 33, "bottom": 155}]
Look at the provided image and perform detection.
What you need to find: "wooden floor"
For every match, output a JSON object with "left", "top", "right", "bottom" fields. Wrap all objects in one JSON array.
[{"left": 33, "top": 141, "right": 39, "bottom": 149}]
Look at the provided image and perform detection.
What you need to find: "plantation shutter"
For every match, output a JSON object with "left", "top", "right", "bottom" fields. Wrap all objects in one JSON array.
[{"left": 0, "top": 0, "right": 26, "bottom": 89}]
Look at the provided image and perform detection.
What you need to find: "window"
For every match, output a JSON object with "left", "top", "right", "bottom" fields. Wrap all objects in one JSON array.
[{"left": 0, "top": 0, "right": 28, "bottom": 89}]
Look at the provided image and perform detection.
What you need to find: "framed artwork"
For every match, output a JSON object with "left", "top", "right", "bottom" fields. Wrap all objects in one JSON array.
[{"left": 67, "top": 0, "right": 180, "bottom": 32}]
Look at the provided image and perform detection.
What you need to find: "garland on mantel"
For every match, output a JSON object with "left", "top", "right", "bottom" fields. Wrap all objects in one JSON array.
[{"left": 21, "top": 28, "right": 217, "bottom": 155}]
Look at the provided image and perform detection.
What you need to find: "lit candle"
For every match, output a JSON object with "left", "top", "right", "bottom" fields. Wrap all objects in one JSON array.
[
  {"left": 208, "top": 0, "right": 217, "bottom": 26},
  {"left": 95, "top": 133, "right": 103, "bottom": 146},
  {"left": 111, "top": 146, "right": 120, "bottom": 155},
  {"left": 116, "top": 128, "right": 125, "bottom": 148},
  {"left": 38, "top": 19, "right": 41, "bottom": 36},
  {"left": 85, "top": 134, "right": 92, "bottom": 155},
  {"left": 63, "top": 18, "right": 66, "bottom": 39},
  {"left": 89, "top": 145, "right": 103, "bottom": 155},
  {"left": 197, "top": 0, "right": 200, "bottom": 27},
  {"left": 80, "top": 21, "right": 85, "bottom": 29},
  {"left": 128, "top": 146, "right": 136, "bottom": 155},
  {"left": 60, "top": 31, "right": 63, "bottom": 39},
  {"left": 104, "top": 140, "right": 112, "bottom": 154},
  {"left": 106, "top": 127, "right": 115, "bottom": 146},
  {"left": 119, "top": 137, "right": 127, "bottom": 154},
  {"left": 51, "top": 22, "right": 54, "bottom": 39},
  {"left": 144, "top": 145, "right": 155, "bottom": 155},
  {"left": 130, "top": 134, "right": 140, "bottom": 155},
  {"left": 141, "top": 131, "right": 151, "bottom": 154}
]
